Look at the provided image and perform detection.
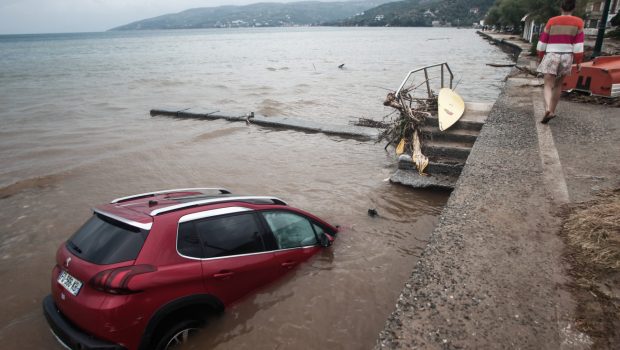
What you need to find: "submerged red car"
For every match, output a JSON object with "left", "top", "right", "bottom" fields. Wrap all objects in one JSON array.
[{"left": 43, "top": 188, "right": 337, "bottom": 350}]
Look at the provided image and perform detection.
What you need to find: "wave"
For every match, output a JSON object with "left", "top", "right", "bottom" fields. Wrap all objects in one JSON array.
[
  {"left": 256, "top": 99, "right": 287, "bottom": 117},
  {"left": 190, "top": 126, "right": 246, "bottom": 143},
  {"left": 0, "top": 173, "right": 65, "bottom": 199}
]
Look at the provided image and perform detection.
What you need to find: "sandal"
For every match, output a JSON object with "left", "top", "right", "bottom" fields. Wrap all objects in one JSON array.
[{"left": 541, "top": 112, "right": 556, "bottom": 124}]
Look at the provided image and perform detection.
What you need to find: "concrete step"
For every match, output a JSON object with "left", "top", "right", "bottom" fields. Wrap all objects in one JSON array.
[
  {"left": 427, "top": 159, "right": 464, "bottom": 176},
  {"left": 390, "top": 169, "right": 457, "bottom": 190},
  {"left": 398, "top": 155, "right": 464, "bottom": 176},
  {"left": 424, "top": 116, "right": 484, "bottom": 131},
  {"left": 391, "top": 101, "right": 491, "bottom": 188},
  {"left": 422, "top": 101, "right": 492, "bottom": 132},
  {"left": 421, "top": 127, "right": 479, "bottom": 145},
  {"left": 422, "top": 141, "right": 471, "bottom": 161}
]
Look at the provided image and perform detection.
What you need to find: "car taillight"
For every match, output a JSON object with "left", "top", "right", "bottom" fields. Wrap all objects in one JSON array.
[{"left": 90, "top": 265, "right": 156, "bottom": 295}]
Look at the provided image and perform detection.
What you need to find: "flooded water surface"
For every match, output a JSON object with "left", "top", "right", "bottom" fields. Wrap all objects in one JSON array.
[{"left": 0, "top": 27, "right": 511, "bottom": 349}]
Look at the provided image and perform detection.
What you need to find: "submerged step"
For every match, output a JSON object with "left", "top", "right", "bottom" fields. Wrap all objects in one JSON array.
[
  {"left": 398, "top": 154, "right": 464, "bottom": 176},
  {"left": 150, "top": 107, "right": 380, "bottom": 140},
  {"left": 390, "top": 169, "right": 457, "bottom": 190}
]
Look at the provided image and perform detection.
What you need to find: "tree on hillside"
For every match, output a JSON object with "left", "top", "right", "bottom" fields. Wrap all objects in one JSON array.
[{"left": 484, "top": 0, "right": 588, "bottom": 27}]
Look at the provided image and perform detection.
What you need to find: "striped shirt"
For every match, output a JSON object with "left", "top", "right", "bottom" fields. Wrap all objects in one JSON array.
[{"left": 537, "top": 15, "right": 585, "bottom": 63}]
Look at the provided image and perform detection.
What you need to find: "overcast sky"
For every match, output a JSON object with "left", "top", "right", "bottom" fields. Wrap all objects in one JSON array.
[{"left": 0, "top": 0, "right": 328, "bottom": 35}]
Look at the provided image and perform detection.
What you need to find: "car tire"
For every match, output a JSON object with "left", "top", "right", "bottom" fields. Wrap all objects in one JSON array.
[{"left": 153, "top": 319, "right": 202, "bottom": 350}]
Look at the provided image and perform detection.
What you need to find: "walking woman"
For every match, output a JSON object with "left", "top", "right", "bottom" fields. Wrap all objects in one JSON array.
[{"left": 536, "top": 0, "right": 584, "bottom": 124}]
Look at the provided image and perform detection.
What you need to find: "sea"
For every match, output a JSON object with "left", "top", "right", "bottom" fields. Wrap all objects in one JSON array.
[{"left": 0, "top": 27, "right": 512, "bottom": 349}]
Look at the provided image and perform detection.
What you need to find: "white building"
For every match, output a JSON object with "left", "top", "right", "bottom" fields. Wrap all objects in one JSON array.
[{"left": 521, "top": 14, "right": 540, "bottom": 43}]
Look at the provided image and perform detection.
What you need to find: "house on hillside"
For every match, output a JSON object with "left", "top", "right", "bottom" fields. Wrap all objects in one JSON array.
[
  {"left": 584, "top": 0, "right": 620, "bottom": 35},
  {"left": 424, "top": 9, "right": 436, "bottom": 18}
]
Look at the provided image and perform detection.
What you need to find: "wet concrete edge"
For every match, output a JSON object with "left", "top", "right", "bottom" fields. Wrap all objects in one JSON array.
[
  {"left": 477, "top": 31, "right": 523, "bottom": 59},
  {"left": 150, "top": 108, "right": 380, "bottom": 141}
]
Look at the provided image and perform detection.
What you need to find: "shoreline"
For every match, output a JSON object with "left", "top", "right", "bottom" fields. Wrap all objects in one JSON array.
[{"left": 376, "top": 33, "right": 619, "bottom": 348}]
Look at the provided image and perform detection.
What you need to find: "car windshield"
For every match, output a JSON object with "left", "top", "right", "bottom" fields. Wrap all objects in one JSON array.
[{"left": 66, "top": 213, "right": 148, "bottom": 265}]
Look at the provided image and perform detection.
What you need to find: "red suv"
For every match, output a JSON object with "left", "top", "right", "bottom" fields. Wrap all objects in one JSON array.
[{"left": 43, "top": 188, "right": 337, "bottom": 350}]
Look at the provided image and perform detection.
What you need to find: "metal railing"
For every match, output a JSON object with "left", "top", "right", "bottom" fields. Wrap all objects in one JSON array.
[
  {"left": 149, "top": 196, "right": 288, "bottom": 216},
  {"left": 110, "top": 187, "right": 231, "bottom": 204},
  {"left": 395, "top": 62, "right": 454, "bottom": 98}
]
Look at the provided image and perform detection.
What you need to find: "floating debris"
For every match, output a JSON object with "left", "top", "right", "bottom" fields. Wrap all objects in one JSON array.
[
  {"left": 377, "top": 63, "right": 455, "bottom": 175},
  {"left": 486, "top": 63, "right": 516, "bottom": 68},
  {"left": 379, "top": 87, "right": 436, "bottom": 175},
  {"left": 351, "top": 118, "right": 389, "bottom": 129},
  {"left": 561, "top": 91, "right": 620, "bottom": 107}
]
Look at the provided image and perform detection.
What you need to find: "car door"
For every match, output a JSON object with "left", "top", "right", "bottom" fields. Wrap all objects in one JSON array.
[
  {"left": 259, "top": 210, "right": 322, "bottom": 278},
  {"left": 194, "top": 212, "right": 278, "bottom": 305}
]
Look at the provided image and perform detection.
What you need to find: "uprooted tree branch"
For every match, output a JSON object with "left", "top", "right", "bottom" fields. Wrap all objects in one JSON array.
[
  {"left": 355, "top": 64, "right": 453, "bottom": 175},
  {"left": 376, "top": 85, "right": 437, "bottom": 175}
]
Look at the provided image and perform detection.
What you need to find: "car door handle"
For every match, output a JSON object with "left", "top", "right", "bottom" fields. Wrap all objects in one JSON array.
[
  {"left": 281, "top": 261, "right": 297, "bottom": 269},
  {"left": 213, "top": 271, "right": 235, "bottom": 279}
]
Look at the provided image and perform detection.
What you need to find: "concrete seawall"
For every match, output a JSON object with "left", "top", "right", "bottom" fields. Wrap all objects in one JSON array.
[
  {"left": 477, "top": 31, "right": 526, "bottom": 58},
  {"left": 375, "top": 34, "right": 619, "bottom": 348}
]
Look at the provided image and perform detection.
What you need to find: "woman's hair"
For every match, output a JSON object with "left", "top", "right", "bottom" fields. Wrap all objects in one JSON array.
[{"left": 561, "top": 0, "right": 576, "bottom": 12}]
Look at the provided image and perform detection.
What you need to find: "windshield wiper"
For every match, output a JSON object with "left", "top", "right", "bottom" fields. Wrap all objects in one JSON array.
[{"left": 67, "top": 240, "right": 82, "bottom": 254}]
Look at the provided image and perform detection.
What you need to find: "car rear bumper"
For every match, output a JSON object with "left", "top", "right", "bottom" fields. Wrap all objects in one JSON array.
[{"left": 42, "top": 295, "right": 126, "bottom": 350}]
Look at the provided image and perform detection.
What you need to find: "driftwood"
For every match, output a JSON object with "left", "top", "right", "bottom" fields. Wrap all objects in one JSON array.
[
  {"left": 352, "top": 118, "right": 390, "bottom": 128},
  {"left": 562, "top": 91, "right": 620, "bottom": 107},
  {"left": 515, "top": 65, "right": 539, "bottom": 76},
  {"left": 378, "top": 86, "right": 436, "bottom": 174},
  {"left": 503, "top": 65, "right": 540, "bottom": 80}
]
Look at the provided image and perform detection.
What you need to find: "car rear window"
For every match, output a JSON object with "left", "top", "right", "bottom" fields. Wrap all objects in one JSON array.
[{"left": 66, "top": 213, "right": 148, "bottom": 265}]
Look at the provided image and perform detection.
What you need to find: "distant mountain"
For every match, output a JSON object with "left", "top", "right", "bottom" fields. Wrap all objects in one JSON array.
[
  {"left": 334, "top": 0, "right": 495, "bottom": 27},
  {"left": 110, "top": 0, "right": 392, "bottom": 30}
]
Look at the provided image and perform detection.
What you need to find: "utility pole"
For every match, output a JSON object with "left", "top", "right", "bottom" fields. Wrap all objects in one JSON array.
[{"left": 592, "top": 0, "right": 612, "bottom": 57}]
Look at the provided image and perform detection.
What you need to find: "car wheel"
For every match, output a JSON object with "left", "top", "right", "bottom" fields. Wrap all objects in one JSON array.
[{"left": 153, "top": 319, "right": 201, "bottom": 350}]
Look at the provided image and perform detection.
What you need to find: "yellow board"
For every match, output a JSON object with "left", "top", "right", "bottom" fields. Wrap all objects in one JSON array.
[
  {"left": 395, "top": 138, "right": 406, "bottom": 155},
  {"left": 438, "top": 88, "right": 465, "bottom": 131}
]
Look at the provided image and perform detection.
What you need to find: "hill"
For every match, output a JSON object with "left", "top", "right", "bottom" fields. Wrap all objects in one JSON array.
[
  {"left": 335, "top": 0, "right": 495, "bottom": 27},
  {"left": 110, "top": 1, "right": 392, "bottom": 30}
]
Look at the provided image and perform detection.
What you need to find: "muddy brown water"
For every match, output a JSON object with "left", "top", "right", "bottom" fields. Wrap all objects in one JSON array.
[
  {"left": 0, "top": 121, "right": 447, "bottom": 349},
  {"left": 0, "top": 27, "right": 514, "bottom": 349}
]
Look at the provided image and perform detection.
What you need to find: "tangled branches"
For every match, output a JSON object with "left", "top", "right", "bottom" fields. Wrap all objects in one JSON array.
[{"left": 379, "top": 87, "right": 437, "bottom": 174}]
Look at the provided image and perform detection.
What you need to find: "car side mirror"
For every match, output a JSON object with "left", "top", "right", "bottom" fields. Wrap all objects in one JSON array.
[{"left": 319, "top": 233, "right": 332, "bottom": 248}]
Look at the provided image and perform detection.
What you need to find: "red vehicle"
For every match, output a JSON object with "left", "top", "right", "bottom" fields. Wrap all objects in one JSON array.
[{"left": 43, "top": 188, "right": 337, "bottom": 350}]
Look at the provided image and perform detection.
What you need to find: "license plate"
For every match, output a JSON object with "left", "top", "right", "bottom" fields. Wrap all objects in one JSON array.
[{"left": 57, "top": 270, "right": 82, "bottom": 296}]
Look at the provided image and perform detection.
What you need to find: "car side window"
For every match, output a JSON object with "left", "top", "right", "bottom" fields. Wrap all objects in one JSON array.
[
  {"left": 177, "top": 222, "right": 203, "bottom": 258},
  {"left": 195, "top": 213, "right": 264, "bottom": 258},
  {"left": 261, "top": 211, "right": 318, "bottom": 249},
  {"left": 312, "top": 223, "right": 325, "bottom": 236}
]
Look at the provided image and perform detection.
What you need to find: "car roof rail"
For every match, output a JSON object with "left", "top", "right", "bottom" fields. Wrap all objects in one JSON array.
[
  {"left": 111, "top": 188, "right": 231, "bottom": 204},
  {"left": 150, "top": 196, "right": 287, "bottom": 216}
]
